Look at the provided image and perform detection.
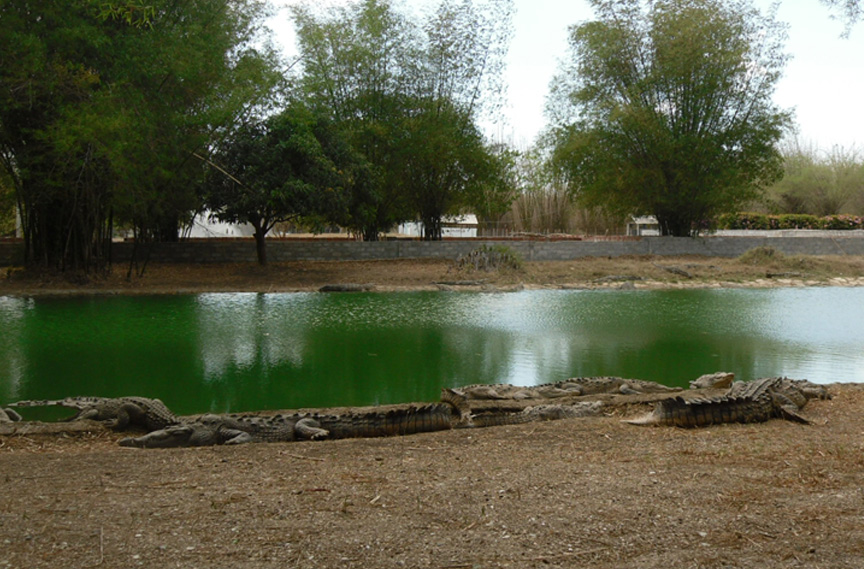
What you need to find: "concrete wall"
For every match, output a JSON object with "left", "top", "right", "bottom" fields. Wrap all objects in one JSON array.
[{"left": 2, "top": 235, "right": 864, "bottom": 266}]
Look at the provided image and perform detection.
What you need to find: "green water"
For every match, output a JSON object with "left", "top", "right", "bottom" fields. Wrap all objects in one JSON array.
[{"left": 1, "top": 288, "right": 862, "bottom": 416}]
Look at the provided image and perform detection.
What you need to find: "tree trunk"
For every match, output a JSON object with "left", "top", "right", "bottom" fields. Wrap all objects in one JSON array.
[
  {"left": 362, "top": 225, "right": 380, "bottom": 241},
  {"left": 253, "top": 228, "right": 268, "bottom": 265},
  {"left": 422, "top": 215, "right": 443, "bottom": 241},
  {"left": 656, "top": 212, "right": 694, "bottom": 237}
]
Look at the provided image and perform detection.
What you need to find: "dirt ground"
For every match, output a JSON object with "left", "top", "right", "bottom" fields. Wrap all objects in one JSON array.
[
  {"left": 2, "top": 252, "right": 864, "bottom": 294},
  {"left": 2, "top": 254, "right": 864, "bottom": 568}
]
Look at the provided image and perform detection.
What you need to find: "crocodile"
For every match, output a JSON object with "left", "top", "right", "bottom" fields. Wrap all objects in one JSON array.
[
  {"left": 118, "top": 397, "right": 467, "bottom": 448},
  {"left": 119, "top": 413, "right": 330, "bottom": 447},
  {"left": 454, "top": 377, "right": 682, "bottom": 400},
  {"left": 464, "top": 401, "right": 603, "bottom": 428},
  {"left": 9, "top": 396, "right": 179, "bottom": 431},
  {"left": 624, "top": 377, "right": 830, "bottom": 428}
]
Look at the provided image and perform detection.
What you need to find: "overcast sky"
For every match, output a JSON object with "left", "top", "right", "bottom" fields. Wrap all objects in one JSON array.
[{"left": 271, "top": 0, "right": 864, "bottom": 151}]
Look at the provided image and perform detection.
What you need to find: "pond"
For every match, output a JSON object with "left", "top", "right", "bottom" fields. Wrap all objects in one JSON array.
[{"left": 1, "top": 287, "right": 862, "bottom": 416}]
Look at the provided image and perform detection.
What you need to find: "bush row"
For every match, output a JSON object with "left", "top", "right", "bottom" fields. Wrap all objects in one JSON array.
[{"left": 716, "top": 213, "right": 864, "bottom": 231}]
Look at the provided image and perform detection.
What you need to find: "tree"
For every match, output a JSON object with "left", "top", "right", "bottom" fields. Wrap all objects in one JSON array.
[
  {"left": 0, "top": 0, "right": 280, "bottom": 271},
  {"left": 401, "top": 0, "right": 514, "bottom": 240},
  {"left": 547, "top": 0, "right": 792, "bottom": 236},
  {"left": 292, "top": 0, "right": 416, "bottom": 239},
  {"left": 392, "top": 100, "right": 488, "bottom": 240},
  {"left": 470, "top": 142, "right": 520, "bottom": 235},
  {"left": 292, "top": 0, "right": 513, "bottom": 240},
  {"left": 203, "top": 103, "right": 356, "bottom": 265},
  {"left": 820, "top": 0, "right": 862, "bottom": 33},
  {"left": 765, "top": 141, "right": 864, "bottom": 216}
]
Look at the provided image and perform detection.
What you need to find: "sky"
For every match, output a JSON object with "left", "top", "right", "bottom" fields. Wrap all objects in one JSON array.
[{"left": 269, "top": 0, "right": 864, "bottom": 151}]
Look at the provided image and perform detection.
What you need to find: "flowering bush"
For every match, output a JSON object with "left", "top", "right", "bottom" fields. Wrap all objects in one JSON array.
[{"left": 717, "top": 213, "right": 864, "bottom": 230}]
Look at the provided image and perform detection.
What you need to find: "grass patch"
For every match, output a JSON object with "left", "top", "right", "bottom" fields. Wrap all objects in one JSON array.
[
  {"left": 456, "top": 245, "right": 523, "bottom": 272},
  {"left": 737, "top": 246, "right": 822, "bottom": 275},
  {"left": 737, "top": 246, "right": 784, "bottom": 265}
]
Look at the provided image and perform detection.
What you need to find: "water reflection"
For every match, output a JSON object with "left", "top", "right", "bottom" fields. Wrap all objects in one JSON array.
[
  {"left": 1, "top": 288, "right": 862, "bottom": 414},
  {"left": 0, "top": 296, "right": 32, "bottom": 400}
]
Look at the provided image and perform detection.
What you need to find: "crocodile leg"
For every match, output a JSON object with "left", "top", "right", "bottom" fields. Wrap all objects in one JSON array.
[
  {"left": 73, "top": 408, "right": 101, "bottom": 422},
  {"left": 772, "top": 393, "right": 810, "bottom": 424},
  {"left": 1, "top": 408, "right": 22, "bottom": 422},
  {"left": 294, "top": 418, "right": 329, "bottom": 440},
  {"left": 222, "top": 428, "right": 255, "bottom": 445}
]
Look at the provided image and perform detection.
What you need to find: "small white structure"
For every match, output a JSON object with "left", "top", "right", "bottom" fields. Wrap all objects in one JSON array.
[
  {"left": 185, "top": 211, "right": 256, "bottom": 238},
  {"left": 626, "top": 216, "right": 660, "bottom": 236},
  {"left": 398, "top": 214, "right": 479, "bottom": 238}
]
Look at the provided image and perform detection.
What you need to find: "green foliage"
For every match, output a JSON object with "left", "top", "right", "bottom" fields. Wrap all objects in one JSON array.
[
  {"left": 393, "top": 99, "right": 500, "bottom": 240},
  {"left": 0, "top": 0, "right": 282, "bottom": 270},
  {"left": 96, "top": 1, "right": 156, "bottom": 28},
  {"left": 548, "top": 0, "right": 791, "bottom": 237},
  {"left": 470, "top": 143, "right": 520, "bottom": 233},
  {"left": 202, "top": 103, "right": 359, "bottom": 264},
  {"left": 717, "top": 212, "right": 864, "bottom": 230},
  {"left": 456, "top": 245, "right": 523, "bottom": 272},
  {"left": 0, "top": 171, "right": 15, "bottom": 237},
  {"left": 820, "top": 0, "right": 862, "bottom": 34},
  {"left": 763, "top": 142, "right": 864, "bottom": 216},
  {"left": 292, "top": 0, "right": 514, "bottom": 240}
]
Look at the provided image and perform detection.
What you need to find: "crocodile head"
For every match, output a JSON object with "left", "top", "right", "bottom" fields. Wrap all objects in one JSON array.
[
  {"left": 689, "top": 372, "right": 735, "bottom": 390},
  {"left": 118, "top": 423, "right": 218, "bottom": 448}
]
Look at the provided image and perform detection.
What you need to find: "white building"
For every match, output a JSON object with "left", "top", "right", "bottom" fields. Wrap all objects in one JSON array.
[
  {"left": 397, "top": 214, "right": 479, "bottom": 238},
  {"left": 185, "top": 211, "right": 256, "bottom": 238}
]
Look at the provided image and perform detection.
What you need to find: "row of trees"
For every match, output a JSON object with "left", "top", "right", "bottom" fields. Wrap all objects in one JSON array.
[
  {"left": 1, "top": 0, "right": 859, "bottom": 270},
  {"left": 0, "top": 0, "right": 517, "bottom": 267},
  {"left": 0, "top": 0, "right": 282, "bottom": 270},
  {"left": 205, "top": 0, "right": 517, "bottom": 262}
]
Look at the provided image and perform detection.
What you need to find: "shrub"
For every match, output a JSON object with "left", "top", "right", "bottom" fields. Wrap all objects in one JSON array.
[
  {"left": 819, "top": 215, "right": 864, "bottom": 230},
  {"left": 717, "top": 212, "right": 864, "bottom": 230},
  {"left": 776, "top": 214, "right": 819, "bottom": 229},
  {"left": 456, "top": 245, "right": 523, "bottom": 272},
  {"left": 737, "top": 246, "right": 783, "bottom": 265}
]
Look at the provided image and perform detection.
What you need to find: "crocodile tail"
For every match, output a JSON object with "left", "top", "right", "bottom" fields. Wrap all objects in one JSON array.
[
  {"left": 626, "top": 395, "right": 778, "bottom": 428},
  {"left": 624, "top": 396, "right": 720, "bottom": 427},
  {"left": 387, "top": 404, "right": 456, "bottom": 436},
  {"left": 441, "top": 388, "right": 469, "bottom": 415},
  {"left": 324, "top": 404, "right": 455, "bottom": 439}
]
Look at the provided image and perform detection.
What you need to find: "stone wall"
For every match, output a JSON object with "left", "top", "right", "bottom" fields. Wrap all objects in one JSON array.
[{"left": 2, "top": 235, "right": 864, "bottom": 267}]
